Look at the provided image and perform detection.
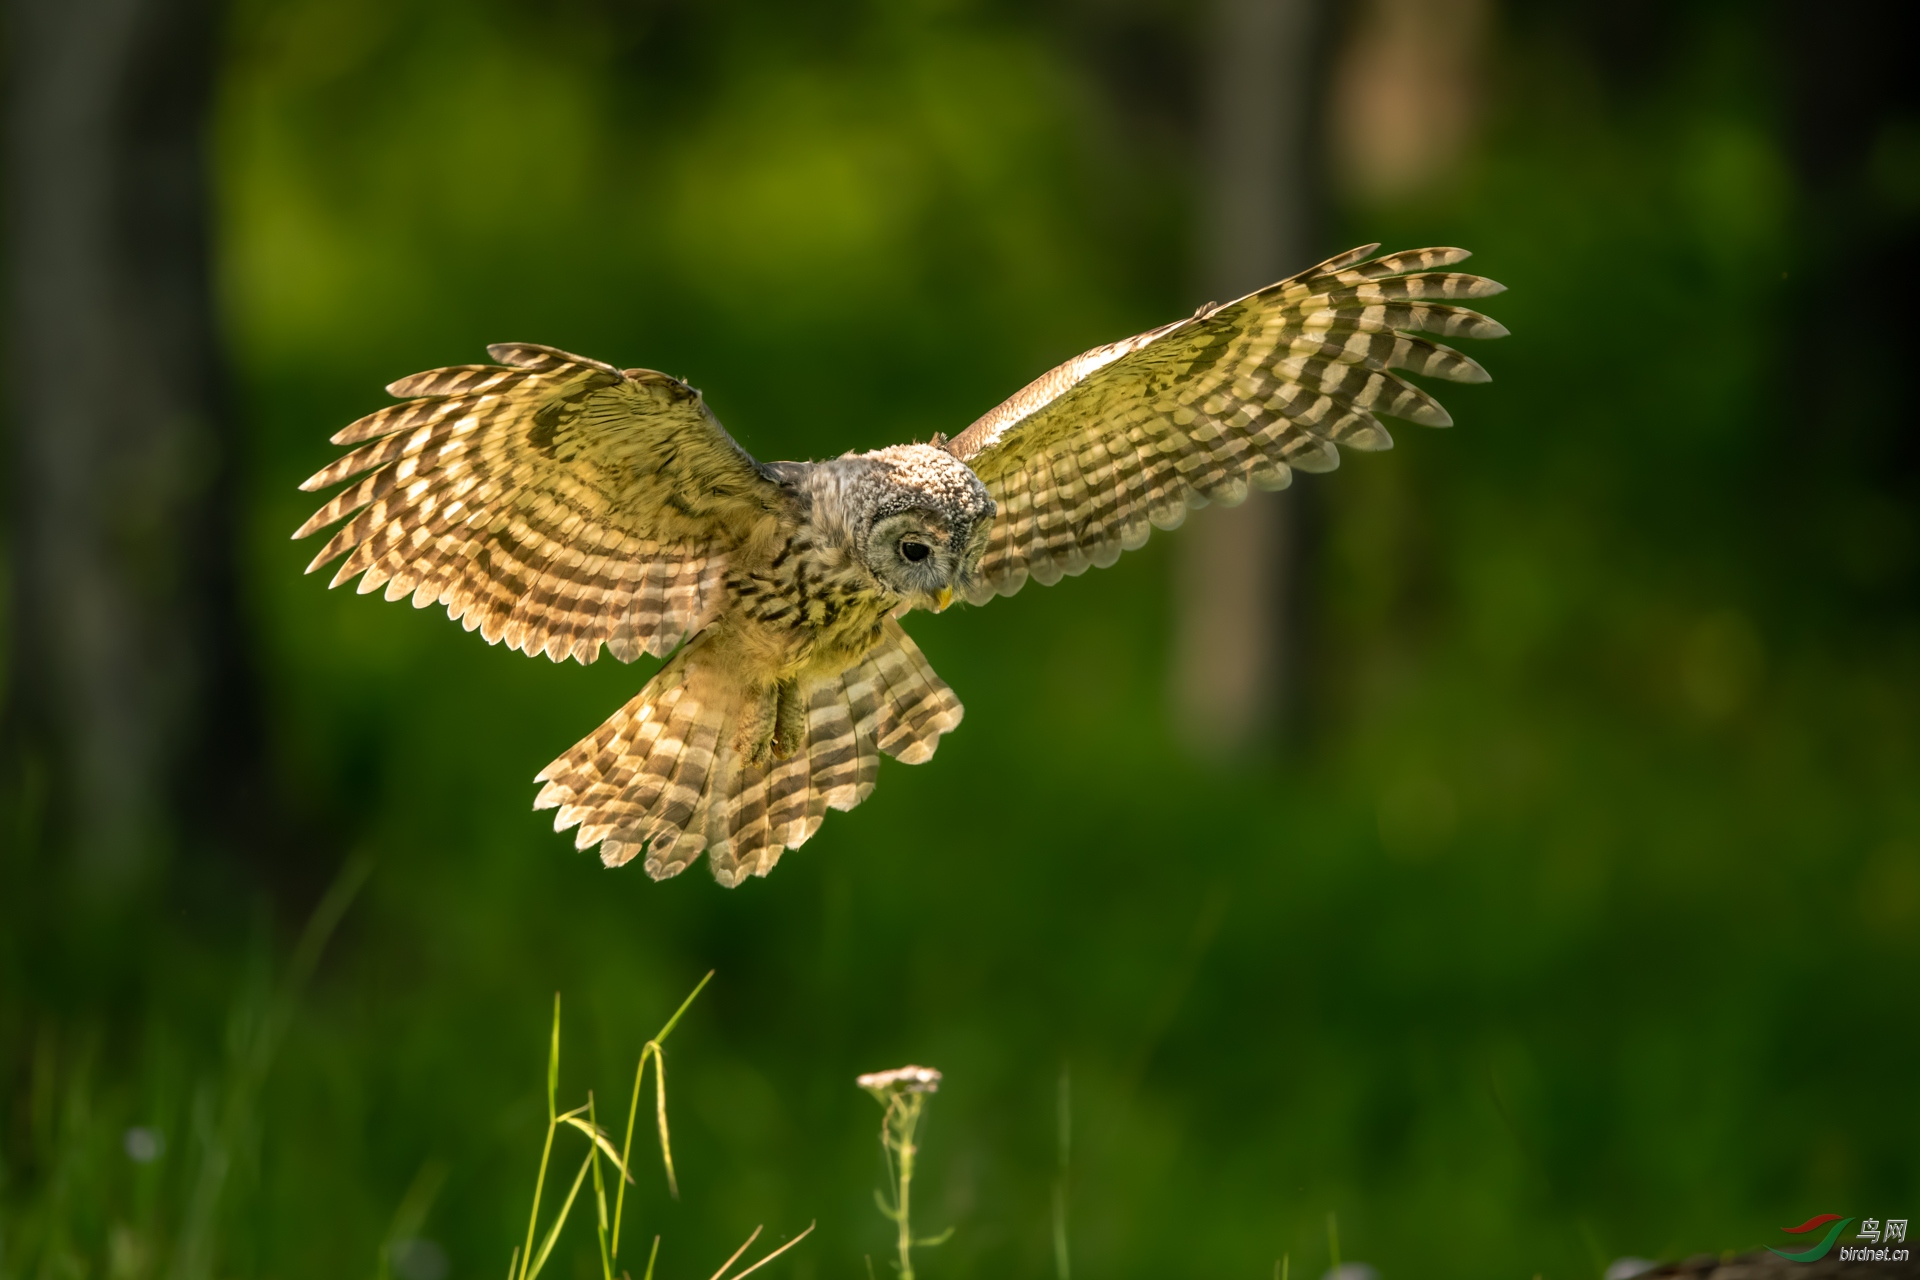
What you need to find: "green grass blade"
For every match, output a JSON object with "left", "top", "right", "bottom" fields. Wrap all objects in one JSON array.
[
  {"left": 528, "top": 1149, "right": 595, "bottom": 1280},
  {"left": 617, "top": 972, "right": 709, "bottom": 1251},
  {"left": 653, "top": 970, "right": 713, "bottom": 1044},
  {"left": 588, "top": 1093, "right": 614, "bottom": 1280},
  {"left": 612, "top": 1046, "right": 650, "bottom": 1260},
  {"left": 520, "top": 996, "right": 565, "bottom": 1280},
  {"left": 563, "top": 1115, "right": 634, "bottom": 1184},
  {"left": 652, "top": 1044, "right": 679, "bottom": 1199},
  {"left": 547, "top": 994, "right": 561, "bottom": 1122},
  {"left": 519, "top": 1119, "right": 557, "bottom": 1280}
]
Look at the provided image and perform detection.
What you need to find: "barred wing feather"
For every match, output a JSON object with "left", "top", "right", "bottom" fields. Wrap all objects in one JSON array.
[
  {"left": 293, "top": 343, "right": 787, "bottom": 664},
  {"left": 945, "top": 245, "right": 1507, "bottom": 603}
]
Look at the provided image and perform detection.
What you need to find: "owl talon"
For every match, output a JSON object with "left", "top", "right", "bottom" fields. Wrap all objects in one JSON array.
[
  {"left": 771, "top": 680, "right": 805, "bottom": 760},
  {"left": 735, "top": 680, "right": 804, "bottom": 768},
  {"left": 734, "top": 684, "right": 777, "bottom": 769}
]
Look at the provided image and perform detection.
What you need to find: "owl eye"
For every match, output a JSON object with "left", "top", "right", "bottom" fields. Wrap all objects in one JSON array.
[{"left": 899, "top": 539, "right": 931, "bottom": 563}]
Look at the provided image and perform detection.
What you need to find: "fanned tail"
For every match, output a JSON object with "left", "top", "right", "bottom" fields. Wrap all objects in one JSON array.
[{"left": 533, "top": 619, "right": 962, "bottom": 886}]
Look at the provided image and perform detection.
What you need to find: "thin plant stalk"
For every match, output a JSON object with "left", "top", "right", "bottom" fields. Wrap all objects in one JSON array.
[
  {"left": 588, "top": 1092, "right": 613, "bottom": 1280},
  {"left": 612, "top": 970, "right": 712, "bottom": 1261},
  {"left": 886, "top": 1093, "right": 923, "bottom": 1280},
  {"left": 512, "top": 999, "right": 597, "bottom": 1280},
  {"left": 728, "top": 1222, "right": 815, "bottom": 1279},
  {"left": 527, "top": 1150, "right": 596, "bottom": 1279},
  {"left": 706, "top": 1222, "right": 816, "bottom": 1280},
  {"left": 859, "top": 1066, "right": 948, "bottom": 1280},
  {"left": 874, "top": 1095, "right": 949, "bottom": 1279},
  {"left": 518, "top": 995, "right": 563, "bottom": 1280},
  {"left": 708, "top": 1224, "right": 763, "bottom": 1280}
]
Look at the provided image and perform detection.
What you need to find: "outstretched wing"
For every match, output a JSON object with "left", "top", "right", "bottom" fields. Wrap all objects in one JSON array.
[
  {"left": 294, "top": 343, "right": 788, "bottom": 664},
  {"left": 944, "top": 245, "right": 1507, "bottom": 603}
]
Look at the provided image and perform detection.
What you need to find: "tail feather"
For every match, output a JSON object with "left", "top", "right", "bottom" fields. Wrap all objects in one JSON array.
[
  {"left": 765, "top": 742, "right": 820, "bottom": 851},
  {"left": 867, "top": 631, "right": 964, "bottom": 763},
  {"left": 534, "top": 618, "right": 962, "bottom": 886},
  {"left": 640, "top": 703, "right": 726, "bottom": 879}
]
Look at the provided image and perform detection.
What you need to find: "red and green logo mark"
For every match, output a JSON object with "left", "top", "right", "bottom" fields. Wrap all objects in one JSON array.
[{"left": 1769, "top": 1215, "right": 1853, "bottom": 1262}]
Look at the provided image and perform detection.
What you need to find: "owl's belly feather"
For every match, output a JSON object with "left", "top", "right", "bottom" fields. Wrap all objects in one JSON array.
[{"left": 717, "top": 536, "right": 896, "bottom": 690}]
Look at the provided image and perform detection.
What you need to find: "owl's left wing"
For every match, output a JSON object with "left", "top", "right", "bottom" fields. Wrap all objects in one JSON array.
[
  {"left": 295, "top": 343, "right": 788, "bottom": 664},
  {"left": 944, "top": 245, "right": 1506, "bottom": 603}
]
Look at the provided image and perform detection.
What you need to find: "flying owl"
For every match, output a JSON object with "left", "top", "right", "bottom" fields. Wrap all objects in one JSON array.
[{"left": 295, "top": 243, "right": 1505, "bottom": 886}]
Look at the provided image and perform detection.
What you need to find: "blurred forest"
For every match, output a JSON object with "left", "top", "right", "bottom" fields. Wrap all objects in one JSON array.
[{"left": 3, "top": 1, "right": 1918, "bottom": 1278}]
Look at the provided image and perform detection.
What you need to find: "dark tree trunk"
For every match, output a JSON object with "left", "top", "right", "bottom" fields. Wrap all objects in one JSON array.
[
  {"left": 1172, "top": 0, "right": 1327, "bottom": 754},
  {"left": 3, "top": 0, "right": 268, "bottom": 901}
]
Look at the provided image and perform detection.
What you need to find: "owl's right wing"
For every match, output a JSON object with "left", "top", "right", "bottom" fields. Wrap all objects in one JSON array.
[
  {"left": 295, "top": 343, "right": 789, "bottom": 664},
  {"left": 944, "top": 245, "right": 1507, "bottom": 603}
]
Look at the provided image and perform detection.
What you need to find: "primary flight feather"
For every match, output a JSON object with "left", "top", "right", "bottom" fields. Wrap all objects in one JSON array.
[{"left": 295, "top": 243, "right": 1506, "bottom": 886}]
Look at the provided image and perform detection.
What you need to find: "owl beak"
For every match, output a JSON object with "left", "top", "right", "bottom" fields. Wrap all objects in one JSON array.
[{"left": 933, "top": 586, "right": 954, "bottom": 613}]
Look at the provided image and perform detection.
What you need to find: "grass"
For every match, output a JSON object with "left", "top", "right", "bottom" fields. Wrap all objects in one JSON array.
[
  {"left": 509, "top": 976, "right": 813, "bottom": 1280},
  {"left": 0, "top": 876, "right": 827, "bottom": 1280},
  {"left": 0, "top": 857, "right": 371, "bottom": 1280}
]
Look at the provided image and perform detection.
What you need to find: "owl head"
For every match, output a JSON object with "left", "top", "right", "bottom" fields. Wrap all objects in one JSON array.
[{"left": 850, "top": 444, "right": 995, "bottom": 612}]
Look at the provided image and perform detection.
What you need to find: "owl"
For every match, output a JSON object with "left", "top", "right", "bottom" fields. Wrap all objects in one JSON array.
[{"left": 296, "top": 243, "right": 1505, "bottom": 885}]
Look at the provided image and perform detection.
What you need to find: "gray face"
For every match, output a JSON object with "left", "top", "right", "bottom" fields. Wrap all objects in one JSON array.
[
  {"left": 867, "top": 507, "right": 965, "bottom": 601},
  {"left": 851, "top": 444, "right": 995, "bottom": 609}
]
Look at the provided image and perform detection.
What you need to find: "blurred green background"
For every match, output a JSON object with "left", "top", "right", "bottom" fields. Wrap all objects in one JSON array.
[{"left": 4, "top": 2, "right": 1917, "bottom": 1278}]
